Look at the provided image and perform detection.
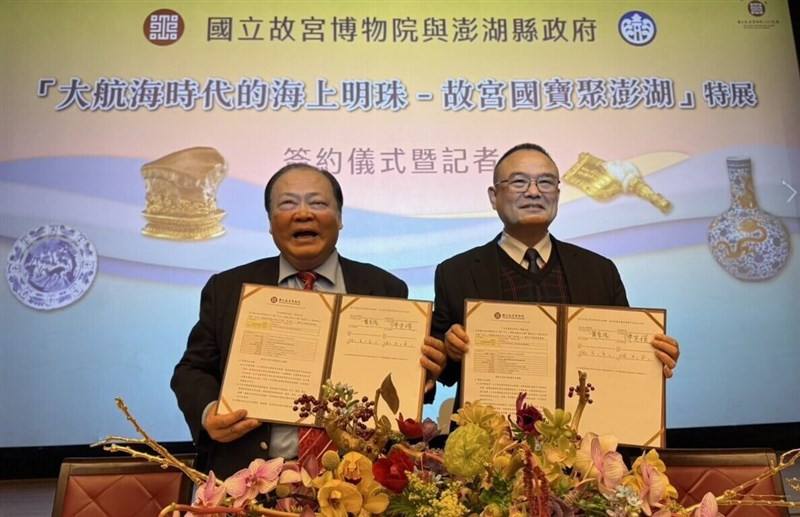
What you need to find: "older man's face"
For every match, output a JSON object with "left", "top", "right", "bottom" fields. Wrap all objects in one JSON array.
[
  {"left": 269, "top": 167, "right": 341, "bottom": 271},
  {"left": 488, "top": 149, "right": 560, "bottom": 235}
]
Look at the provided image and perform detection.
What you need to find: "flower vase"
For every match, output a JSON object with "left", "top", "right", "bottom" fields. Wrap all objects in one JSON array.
[{"left": 707, "top": 157, "right": 790, "bottom": 281}]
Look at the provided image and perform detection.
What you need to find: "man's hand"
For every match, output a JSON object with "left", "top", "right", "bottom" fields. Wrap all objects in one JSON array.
[
  {"left": 444, "top": 323, "right": 470, "bottom": 362},
  {"left": 203, "top": 402, "right": 262, "bottom": 443},
  {"left": 421, "top": 335, "right": 447, "bottom": 393},
  {"left": 651, "top": 334, "right": 680, "bottom": 378}
]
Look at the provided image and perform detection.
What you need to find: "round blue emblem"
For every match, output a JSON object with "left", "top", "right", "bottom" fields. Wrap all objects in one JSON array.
[
  {"left": 6, "top": 225, "right": 98, "bottom": 310},
  {"left": 618, "top": 11, "right": 657, "bottom": 46}
]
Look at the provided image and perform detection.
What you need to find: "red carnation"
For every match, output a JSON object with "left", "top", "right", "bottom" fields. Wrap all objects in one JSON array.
[
  {"left": 373, "top": 449, "right": 415, "bottom": 493},
  {"left": 396, "top": 413, "right": 423, "bottom": 439}
]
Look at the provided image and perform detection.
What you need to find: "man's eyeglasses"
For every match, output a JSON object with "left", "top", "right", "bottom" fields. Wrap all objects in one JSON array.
[{"left": 495, "top": 174, "right": 560, "bottom": 193}]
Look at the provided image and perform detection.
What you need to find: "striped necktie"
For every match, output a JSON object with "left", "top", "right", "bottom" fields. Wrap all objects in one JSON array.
[
  {"left": 295, "top": 269, "right": 336, "bottom": 465},
  {"left": 296, "top": 270, "right": 317, "bottom": 290}
]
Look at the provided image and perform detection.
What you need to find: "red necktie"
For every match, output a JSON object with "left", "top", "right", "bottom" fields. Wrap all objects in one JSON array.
[
  {"left": 295, "top": 270, "right": 336, "bottom": 463},
  {"left": 296, "top": 270, "right": 317, "bottom": 291}
]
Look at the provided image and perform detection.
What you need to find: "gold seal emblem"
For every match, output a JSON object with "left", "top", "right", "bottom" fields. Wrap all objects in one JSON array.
[{"left": 141, "top": 147, "right": 227, "bottom": 240}]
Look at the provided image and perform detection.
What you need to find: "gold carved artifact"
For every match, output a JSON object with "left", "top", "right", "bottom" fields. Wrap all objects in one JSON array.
[
  {"left": 563, "top": 152, "right": 673, "bottom": 214},
  {"left": 140, "top": 147, "right": 227, "bottom": 240}
]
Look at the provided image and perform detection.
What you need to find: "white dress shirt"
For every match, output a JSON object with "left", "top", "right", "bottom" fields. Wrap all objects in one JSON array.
[
  {"left": 268, "top": 250, "right": 345, "bottom": 458},
  {"left": 497, "top": 232, "right": 552, "bottom": 270}
]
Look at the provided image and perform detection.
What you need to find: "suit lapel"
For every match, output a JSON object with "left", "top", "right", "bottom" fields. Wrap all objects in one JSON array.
[
  {"left": 470, "top": 238, "right": 503, "bottom": 301},
  {"left": 261, "top": 257, "right": 280, "bottom": 285},
  {"left": 552, "top": 237, "right": 583, "bottom": 303},
  {"left": 339, "top": 256, "right": 372, "bottom": 295}
]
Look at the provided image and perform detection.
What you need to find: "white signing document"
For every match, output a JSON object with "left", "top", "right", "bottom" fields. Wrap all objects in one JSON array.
[
  {"left": 462, "top": 300, "right": 559, "bottom": 416},
  {"left": 218, "top": 284, "right": 336, "bottom": 425},
  {"left": 328, "top": 295, "right": 431, "bottom": 426},
  {"left": 562, "top": 306, "right": 666, "bottom": 447}
]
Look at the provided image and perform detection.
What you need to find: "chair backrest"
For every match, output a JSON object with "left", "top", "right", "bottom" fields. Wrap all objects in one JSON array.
[
  {"left": 658, "top": 448, "right": 788, "bottom": 517},
  {"left": 51, "top": 454, "right": 196, "bottom": 517}
]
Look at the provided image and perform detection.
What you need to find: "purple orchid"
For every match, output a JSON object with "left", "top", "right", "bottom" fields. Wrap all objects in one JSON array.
[
  {"left": 693, "top": 492, "right": 724, "bottom": 517},
  {"left": 224, "top": 457, "right": 284, "bottom": 507},
  {"left": 185, "top": 471, "right": 226, "bottom": 517},
  {"left": 590, "top": 436, "right": 627, "bottom": 494}
]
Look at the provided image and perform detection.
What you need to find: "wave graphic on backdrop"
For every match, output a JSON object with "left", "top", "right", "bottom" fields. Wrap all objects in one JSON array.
[{"left": 1, "top": 148, "right": 798, "bottom": 288}]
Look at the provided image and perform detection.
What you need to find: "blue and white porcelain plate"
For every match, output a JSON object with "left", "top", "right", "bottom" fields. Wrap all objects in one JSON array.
[{"left": 6, "top": 224, "right": 98, "bottom": 310}]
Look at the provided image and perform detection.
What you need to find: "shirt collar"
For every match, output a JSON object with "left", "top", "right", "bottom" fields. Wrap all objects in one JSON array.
[
  {"left": 278, "top": 249, "right": 341, "bottom": 285},
  {"left": 498, "top": 232, "right": 552, "bottom": 267}
]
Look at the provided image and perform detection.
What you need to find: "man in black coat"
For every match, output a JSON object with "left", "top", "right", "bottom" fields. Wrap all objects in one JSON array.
[
  {"left": 433, "top": 143, "right": 679, "bottom": 399},
  {"left": 171, "top": 163, "right": 446, "bottom": 478}
]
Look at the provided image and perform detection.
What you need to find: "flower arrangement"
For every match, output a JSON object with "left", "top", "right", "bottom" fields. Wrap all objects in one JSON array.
[{"left": 96, "top": 373, "right": 799, "bottom": 517}]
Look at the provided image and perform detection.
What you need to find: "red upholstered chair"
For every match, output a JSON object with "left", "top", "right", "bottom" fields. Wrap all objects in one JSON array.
[
  {"left": 658, "top": 448, "right": 788, "bottom": 517},
  {"left": 51, "top": 454, "right": 196, "bottom": 517}
]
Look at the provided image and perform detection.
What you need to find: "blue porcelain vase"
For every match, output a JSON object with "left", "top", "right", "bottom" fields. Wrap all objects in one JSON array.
[{"left": 708, "top": 157, "right": 790, "bottom": 281}]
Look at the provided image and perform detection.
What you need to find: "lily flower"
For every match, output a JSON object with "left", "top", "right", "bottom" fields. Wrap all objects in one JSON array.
[{"left": 224, "top": 457, "right": 283, "bottom": 507}]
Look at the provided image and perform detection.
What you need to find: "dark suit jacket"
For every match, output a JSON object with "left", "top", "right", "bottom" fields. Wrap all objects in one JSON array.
[
  {"left": 171, "top": 255, "right": 407, "bottom": 478},
  {"left": 432, "top": 235, "right": 629, "bottom": 388}
]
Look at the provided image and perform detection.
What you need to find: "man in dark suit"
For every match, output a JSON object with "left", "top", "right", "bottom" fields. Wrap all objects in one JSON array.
[
  {"left": 434, "top": 143, "right": 679, "bottom": 397},
  {"left": 171, "top": 163, "right": 446, "bottom": 478}
]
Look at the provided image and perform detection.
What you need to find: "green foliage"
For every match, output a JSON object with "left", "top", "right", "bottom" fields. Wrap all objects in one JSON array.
[
  {"left": 477, "top": 472, "right": 513, "bottom": 512},
  {"left": 572, "top": 490, "right": 615, "bottom": 516},
  {"left": 379, "top": 374, "right": 400, "bottom": 413},
  {"left": 385, "top": 495, "right": 418, "bottom": 516}
]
